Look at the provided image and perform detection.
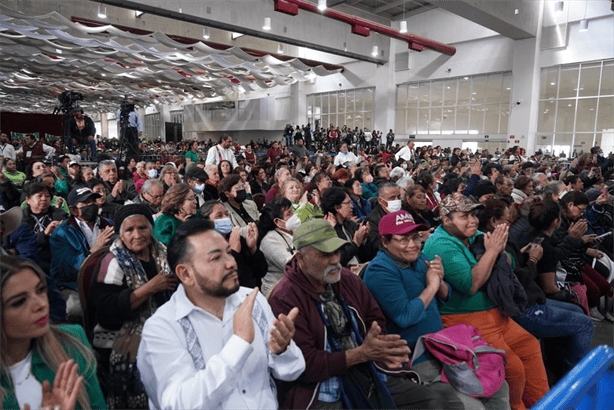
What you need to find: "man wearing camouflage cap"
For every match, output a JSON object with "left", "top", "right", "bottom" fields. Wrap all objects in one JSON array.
[
  {"left": 423, "top": 192, "right": 549, "bottom": 410},
  {"left": 269, "top": 218, "right": 447, "bottom": 409}
]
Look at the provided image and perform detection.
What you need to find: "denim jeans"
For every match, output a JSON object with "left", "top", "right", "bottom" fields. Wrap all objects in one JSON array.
[{"left": 514, "top": 299, "right": 594, "bottom": 372}]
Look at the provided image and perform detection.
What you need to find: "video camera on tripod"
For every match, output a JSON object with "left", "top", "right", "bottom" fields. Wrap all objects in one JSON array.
[
  {"left": 119, "top": 96, "right": 135, "bottom": 126},
  {"left": 53, "top": 91, "right": 83, "bottom": 115}
]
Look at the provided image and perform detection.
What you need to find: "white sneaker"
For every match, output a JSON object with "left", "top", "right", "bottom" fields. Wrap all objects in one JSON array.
[
  {"left": 590, "top": 307, "right": 605, "bottom": 322},
  {"left": 605, "top": 312, "right": 614, "bottom": 322}
]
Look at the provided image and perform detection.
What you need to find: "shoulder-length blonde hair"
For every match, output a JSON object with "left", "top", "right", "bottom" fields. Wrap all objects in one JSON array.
[
  {"left": 0, "top": 256, "right": 94, "bottom": 409},
  {"left": 161, "top": 183, "right": 191, "bottom": 215},
  {"left": 278, "top": 177, "right": 304, "bottom": 200}
]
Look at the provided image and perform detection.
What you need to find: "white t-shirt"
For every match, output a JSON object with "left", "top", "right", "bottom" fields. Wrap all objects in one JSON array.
[{"left": 9, "top": 351, "right": 43, "bottom": 410}]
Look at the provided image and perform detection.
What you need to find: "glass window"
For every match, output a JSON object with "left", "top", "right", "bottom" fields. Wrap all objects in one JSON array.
[
  {"left": 456, "top": 106, "right": 469, "bottom": 134},
  {"left": 499, "top": 107, "right": 509, "bottom": 134},
  {"left": 431, "top": 81, "right": 443, "bottom": 107},
  {"left": 354, "top": 89, "right": 364, "bottom": 112},
  {"left": 471, "top": 75, "right": 487, "bottom": 105},
  {"left": 315, "top": 94, "right": 321, "bottom": 111},
  {"left": 418, "top": 109, "right": 429, "bottom": 133},
  {"left": 470, "top": 106, "right": 484, "bottom": 134},
  {"left": 442, "top": 107, "right": 455, "bottom": 133},
  {"left": 484, "top": 104, "right": 500, "bottom": 134},
  {"left": 407, "top": 109, "right": 418, "bottom": 134},
  {"left": 574, "top": 133, "right": 595, "bottom": 152},
  {"left": 559, "top": 65, "right": 579, "bottom": 99},
  {"left": 346, "top": 90, "right": 354, "bottom": 113},
  {"left": 364, "top": 112, "right": 373, "bottom": 130},
  {"left": 345, "top": 113, "right": 354, "bottom": 129},
  {"left": 322, "top": 114, "right": 328, "bottom": 128},
  {"left": 321, "top": 94, "right": 329, "bottom": 114},
  {"left": 419, "top": 83, "right": 430, "bottom": 107},
  {"left": 444, "top": 79, "right": 457, "bottom": 107},
  {"left": 575, "top": 98, "right": 598, "bottom": 132},
  {"left": 457, "top": 77, "right": 471, "bottom": 105},
  {"left": 600, "top": 61, "right": 613, "bottom": 96},
  {"left": 556, "top": 100, "right": 576, "bottom": 132},
  {"left": 540, "top": 67, "right": 559, "bottom": 100},
  {"left": 430, "top": 108, "right": 442, "bottom": 133},
  {"left": 396, "top": 109, "right": 405, "bottom": 134},
  {"left": 502, "top": 73, "right": 512, "bottom": 106},
  {"left": 579, "top": 63, "right": 601, "bottom": 97},
  {"left": 535, "top": 134, "right": 554, "bottom": 155},
  {"left": 407, "top": 84, "right": 419, "bottom": 108},
  {"left": 486, "top": 73, "right": 503, "bottom": 104},
  {"left": 338, "top": 91, "right": 345, "bottom": 113},
  {"left": 597, "top": 97, "right": 614, "bottom": 132},
  {"left": 364, "top": 88, "right": 374, "bottom": 112},
  {"left": 330, "top": 92, "right": 337, "bottom": 114},
  {"left": 553, "top": 133, "right": 573, "bottom": 158},
  {"left": 537, "top": 100, "right": 557, "bottom": 132}
]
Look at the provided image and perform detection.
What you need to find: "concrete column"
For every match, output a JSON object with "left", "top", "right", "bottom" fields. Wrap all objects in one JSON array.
[
  {"left": 374, "top": 37, "right": 396, "bottom": 134},
  {"left": 508, "top": 2, "right": 544, "bottom": 155}
]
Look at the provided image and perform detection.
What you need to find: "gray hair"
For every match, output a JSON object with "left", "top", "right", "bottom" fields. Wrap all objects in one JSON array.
[
  {"left": 542, "top": 181, "right": 565, "bottom": 199},
  {"left": 142, "top": 179, "right": 163, "bottom": 194},
  {"left": 98, "top": 159, "right": 116, "bottom": 172},
  {"left": 396, "top": 176, "right": 414, "bottom": 191},
  {"left": 532, "top": 172, "right": 546, "bottom": 183},
  {"left": 137, "top": 161, "right": 146, "bottom": 169}
]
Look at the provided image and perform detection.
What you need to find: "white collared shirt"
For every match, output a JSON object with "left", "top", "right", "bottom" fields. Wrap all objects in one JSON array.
[
  {"left": 75, "top": 217, "right": 100, "bottom": 248},
  {"left": 334, "top": 151, "right": 358, "bottom": 166},
  {"left": 395, "top": 145, "right": 415, "bottom": 161},
  {"left": 205, "top": 144, "right": 239, "bottom": 168},
  {"left": 137, "top": 285, "right": 305, "bottom": 410}
]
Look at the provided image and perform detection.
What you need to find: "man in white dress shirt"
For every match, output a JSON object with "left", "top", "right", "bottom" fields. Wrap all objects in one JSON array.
[
  {"left": 137, "top": 219, "right": 305, "bottom": 409},
  {"left": 206, "top": 135, "right": 239, "bottom": 168},
  {"left": 333, "top": 143, "right": 358, "bottom": 167},
  {"left": 395, "top": 140, "right": 416, "bottom": 162}
]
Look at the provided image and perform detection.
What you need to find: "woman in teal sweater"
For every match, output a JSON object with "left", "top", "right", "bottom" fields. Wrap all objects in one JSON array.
[
  {"left": 1, "top": 256, "right": 106, "bottom": 410},
  {"left": 153, "top": 183, "right": 198, "bottom": 245}
]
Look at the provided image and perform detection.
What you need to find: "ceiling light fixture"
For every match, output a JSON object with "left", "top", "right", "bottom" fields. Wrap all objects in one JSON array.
[
  {"left": 579, "top": 0, "right": 589, "bottom": 31},
  {"left": 135, "top": 10, "right": 144, "bottom": 17},
  {"left": 400, "top": 1, "right": 407, "bottom": 33},
  {"left": 97, "top": 5, "right": 107, "bottom": 18},
  {"left": 232, "top": 33, "right": 244, "bottom": 39},
  {"left": 554, "top": 1, "right": 564, "bottom": 12},
  {"left": 318, "top": 0, "right": 327, "bottom": 11},
  {"left": 400, "top": 21, "right": 407, "bottom": 33},
  {"left": 263, "top": 17, "right": 271, "bottom": 30},
  {"left": 278, "top": 44, "right": 284, "bottom": 54},
  {"left": 371, "top": 45, "right": 378, "bottom": 56},
  {"left": 203, "top": 28, "right": 210, "bottom": 39}
]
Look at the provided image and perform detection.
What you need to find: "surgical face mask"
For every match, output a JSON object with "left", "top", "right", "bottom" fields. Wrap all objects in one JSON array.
[
  {"left": 79, "top": 203, "right": 98, "bottom": 223},
  {"left": 245, "top": 165, "right": 251, "bottom": 173},
  {"left": 599, "top": 153, "right": 604, "bottom": 158},
  {"left": 148, "top": 169, "right": 158, "bottom": 179},
  {"left": 402, "top": 164, "right": 408, "bottom": 170},
  {"left": 547, "top": 172, "right": 552, "bottom": 178},
  {"left": 386, "top": 199, "right": 402, "bottom": 213},
  {"left": 234, "top": 189, "right": 247, "bottom": 203},
  {"left": 283, "top": 214, "right": 302, "bottom": 231},
  {"left": 214, "top": 217, "right": 233, "bottom": 235},
  {"left": 194, "top": 183, "right": 205, "bottom": 193},
  {"left": 365, "top": 175, "right": 374, "bottom": 184}
]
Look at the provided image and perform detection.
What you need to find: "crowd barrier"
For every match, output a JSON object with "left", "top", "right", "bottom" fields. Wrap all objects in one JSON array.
[{"left": 533, "top": 345, "right": 614, "bottom": 410}]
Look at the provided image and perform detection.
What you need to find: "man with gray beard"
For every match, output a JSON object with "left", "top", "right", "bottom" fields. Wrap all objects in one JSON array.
[{"left": 269, "top": 219, "right": 447, "bottom": 409}]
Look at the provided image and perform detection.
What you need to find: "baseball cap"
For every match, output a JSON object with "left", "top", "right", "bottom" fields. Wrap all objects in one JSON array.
[
  {"left": 293, "top": 219, "right": 348, "bottom": 253},
  {"left": 521, "top": 161, "right": 536, "bottom": 170},
  {"left": 68, "top": 187, "right": 100, "bottom": 206},
  {"left": 185, "top": 167, "right": 208, "bottom": 182},
  {"left": 379, "top": 210, "right": 428, "bottom": 236},
  {"left": 439, "top": 192, "right": 484, "bottom": 217},
  {"left": 68, "top": 161, "right": 80, "bottom": 167}
]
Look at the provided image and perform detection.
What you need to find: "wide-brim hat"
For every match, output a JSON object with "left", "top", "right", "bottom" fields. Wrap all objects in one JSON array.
[{"left": 0, "top": 206, "right": 23, "bottom": 237}]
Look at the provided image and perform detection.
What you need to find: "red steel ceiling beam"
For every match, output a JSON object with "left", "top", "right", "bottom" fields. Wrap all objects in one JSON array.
[{"left": 275, "top": 0, "right": 456, "bottom": 56}]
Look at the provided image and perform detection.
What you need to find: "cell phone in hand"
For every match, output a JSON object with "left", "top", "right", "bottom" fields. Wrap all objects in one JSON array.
[
  {"left": 596, "top": 232, "right": 612, "bottom": 239},
  {"left": 531, "top": 237, "right": 544, "bottom": 245}
]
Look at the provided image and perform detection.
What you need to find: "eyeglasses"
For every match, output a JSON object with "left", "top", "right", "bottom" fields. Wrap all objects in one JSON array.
[
  {"left": 341, "top": 200, "right": 352, "bottom": 206},
  {"left": 390, "top": 235, "right": 423, "bottom": 246},
  {"left": 145, "top": 191, "right": 164, "bottom": 200}
]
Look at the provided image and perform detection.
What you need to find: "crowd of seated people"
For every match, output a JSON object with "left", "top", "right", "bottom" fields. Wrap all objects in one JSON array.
[{"left": 0, "top": 129, "right": 613, "bottom": 410}]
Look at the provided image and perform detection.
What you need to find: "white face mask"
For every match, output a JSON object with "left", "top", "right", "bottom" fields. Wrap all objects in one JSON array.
[
  {"left": 194, "top": 183, "right": 205, "bottom": 193},
  {"left": 282, "top": 214, "right": 302, "bottom": 231},
  {"left": 546, "top": 172, "right": 552, "bottom": 178},
  {"left": 386, "top": 199, "right": 402, "bottom": 213},
  {"left": 147, "top": 169, "right": 157, "bottom": 178},
  {"left": 214, "top": 217, "right": 233, "bottom": 235}
]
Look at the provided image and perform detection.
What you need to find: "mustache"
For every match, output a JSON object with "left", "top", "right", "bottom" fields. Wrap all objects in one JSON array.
[
  {"left": 324, "top": 263, "right": 342, "bottom": 276},
  {"left": 223, "top": 269, "right": 238, "bottom": 280}
]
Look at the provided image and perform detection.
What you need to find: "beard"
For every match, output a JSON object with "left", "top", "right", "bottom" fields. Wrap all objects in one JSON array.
[
  {"left": 322, "top": 263, "right": 342, "bottom": 285},
  {"left": 197, "top": 268, "right": 240, "bottom": 298}
]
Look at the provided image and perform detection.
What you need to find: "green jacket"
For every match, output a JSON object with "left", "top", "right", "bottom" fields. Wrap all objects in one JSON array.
[
  {"left": 1, "top": 324, "right": 107, "bottom": 410},
  {"left": 153, "top": 213, "right": 184, "bottom": 245},
  {"left": 422, "top": 225, "right": 496, "bottom": 314},
  {"left": 185, "top": 149, "right": 200, "bottom": 163}
]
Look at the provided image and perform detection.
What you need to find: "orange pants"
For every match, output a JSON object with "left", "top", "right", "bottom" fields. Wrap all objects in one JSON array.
[{"left": 442, "top": 308, "right": 549, "bottom": 410}]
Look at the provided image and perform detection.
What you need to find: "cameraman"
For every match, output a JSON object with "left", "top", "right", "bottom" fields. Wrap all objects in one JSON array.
[
  {"left": 68, "top": 107, "right": 96, "bottom": 158},
  {"left": 116, "top": 97, "right": 143, "bottom": 157}
]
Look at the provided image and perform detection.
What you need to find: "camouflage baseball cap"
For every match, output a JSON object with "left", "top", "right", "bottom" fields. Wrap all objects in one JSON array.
[{"left": 439, "top": 192, "right": 484, "bottom": 218}]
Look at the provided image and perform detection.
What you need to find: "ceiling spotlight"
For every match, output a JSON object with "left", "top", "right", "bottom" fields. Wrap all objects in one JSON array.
[
  {"left": 203, "top": 28, "right": 210, "bottom": 39},
  {"left": 97, "top": 5, "right": 107, "bottom": 18},
  {"left": 318, "top": 0, "right": 327, "bottom": 11},
  {"left": 277, "top": 44, "right": 284, "bottom": 54},
  {"left": 371, "top": 45, "right": 378, "bottom": 57},
  {"left": 579, "top": 19, "right": 588, "bottom": 31},
  {"left": 135, "top": 10, "right": 144, "bottom": 17},
  {"left": 400, "top": 21, "right": 407, "bottom": 33},
  {"left": 554, "top": 1, "right": 564, "bottom": 12},
  {"left": 263, "top": 17, "right": 271, "bottom": 30}
]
